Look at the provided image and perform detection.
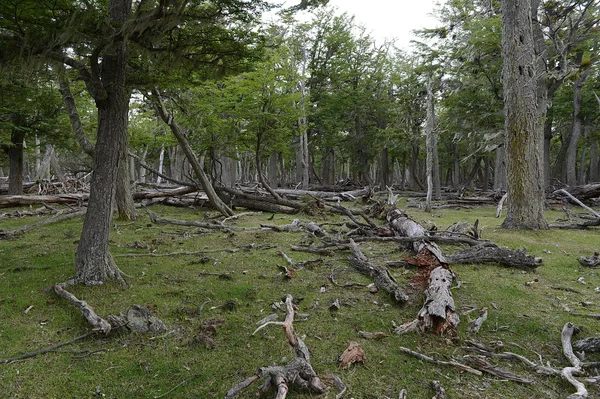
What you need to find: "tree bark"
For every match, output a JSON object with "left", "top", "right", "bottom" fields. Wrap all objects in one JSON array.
[
  {"left": 74, "top": 0, "right": 131, "bottom": 285},
  {"left": 567, "top": 61, "right": 590, "bottom": 186},
  {"left": 501, "top": 0, "right": 547, "bottom": 229},
  {"left": 4, "top": 129, "right": 26, "bottom": 196}
]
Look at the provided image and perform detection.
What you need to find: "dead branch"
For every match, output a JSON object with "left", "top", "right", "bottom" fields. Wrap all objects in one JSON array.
[
  {"left": 467, "top": 307, "right": 488, "bottom": 334},
  {"left": 463, "top": 355, "right": 532, "bottom": 383},
  {"left": 53, "top": 284, "right": 112, "bottom": 334},
  {"left": 144, "top": 207, "right": 261, "bottom": 231},
  {"left": 446, "top": 245, "right": 542, "bottom": 270},
  {"left": 0, "top": 331, "right": 95, "bottom": 364},
  {"left": 561, "top": 322, "right": 588, "bottom": 398},
  {"left": 397, "top": 346, "right": 482, "bottom": 376},
  {"left": 1, "top": 209, "right": 86, "bottom": 240},
  {"left": 348, "top": 239, "right": 409, "bottom": 304},
  {"left": 226, "top": 294, "right": 325, "bottom": 398}
]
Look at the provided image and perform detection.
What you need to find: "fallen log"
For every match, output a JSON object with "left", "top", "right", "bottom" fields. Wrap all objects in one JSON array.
[
  {"left": 573, "top": 337, "right": 600, "bottom": 353},
  {"left": 395, "top": 266, "right": 460, "bottom": 336},
  {"left": 226, "top": 294, "right": 325, "bottom": 398},
  {"left": 0, "top": 209, "right": 86, "bottom": 240},
  {"left": 0, "top": 193, "right": 88, "bottom": 207},
  {"left": 446, "top": 245, "right": 542, "bottom": 270},
  {"left": 561, "top": 322, "right": 588, "bottom": 399},
  {"left": 347, "top": 239, "right": 409, "bottom": 304}
]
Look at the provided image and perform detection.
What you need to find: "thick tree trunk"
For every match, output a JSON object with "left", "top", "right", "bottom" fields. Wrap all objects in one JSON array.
[
  {"left": 5, "top": 130, "right": 26, "bottom": 196},
  {"left": 74, "top": 0, "right": 131, "bottom": 285},
  {"left": 501, "top": 0, "right": 547, "bottom": 229}
]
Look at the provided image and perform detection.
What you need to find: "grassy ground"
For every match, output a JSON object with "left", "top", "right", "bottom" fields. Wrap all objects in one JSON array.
[{"left": 1, "top": 199, "right": 599, "bottom": 398}]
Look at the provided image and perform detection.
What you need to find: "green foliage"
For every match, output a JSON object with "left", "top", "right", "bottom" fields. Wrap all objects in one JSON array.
[{"left": 1, "top": 203, "right": 600, "bottom": 398}]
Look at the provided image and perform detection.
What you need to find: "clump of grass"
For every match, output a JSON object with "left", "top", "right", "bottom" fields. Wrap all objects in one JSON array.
[{"left": 0, "top": 203, "right": 599, "bottom": 398}]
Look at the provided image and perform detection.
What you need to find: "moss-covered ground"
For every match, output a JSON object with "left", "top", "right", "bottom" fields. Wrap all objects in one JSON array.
[{"left": 1, "top": 200, "right": 599, "bottom": 398}]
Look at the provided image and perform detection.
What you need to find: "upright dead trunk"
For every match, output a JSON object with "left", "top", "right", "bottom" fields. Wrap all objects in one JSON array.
[
  {"left": 156, "top": 144, "right": 165, "bottom": 184},
  {"left": 74, "top": 0, "right": 131, "bottom": 285},
  {"left": 501, "top": 0, "right": 547, "bottom": 229},
  {"left": 4, "top": 129, "right": 26, "bottom": 195}
]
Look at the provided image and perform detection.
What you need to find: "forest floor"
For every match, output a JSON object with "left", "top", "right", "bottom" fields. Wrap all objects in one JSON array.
[{"left": 1, "top": 198, "right": 599, "bottom": 398}]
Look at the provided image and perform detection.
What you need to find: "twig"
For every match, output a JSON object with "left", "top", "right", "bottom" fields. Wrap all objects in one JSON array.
[
  {"left": 0, "top": 331, "right": 95, "bottom": 363},
  {"left": 153, "top": 374, "right": 200, "bottom": 399}
]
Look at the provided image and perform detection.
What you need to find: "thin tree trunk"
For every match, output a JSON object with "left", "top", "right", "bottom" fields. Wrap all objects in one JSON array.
[
  {"left": 425, "top": 78, "right": 436, "bottom": 211},
  {"left": 590, "top": 141, "right": 599, "bottom": 183},
  {"left": 152, "top": 89, "right": 234, "bottom": 216},
  {"left": 567, "top": 61, "right": 590, "bottom": 186},
  {"left": 156, "top": 144, "right": 165, "bottom": 184}
]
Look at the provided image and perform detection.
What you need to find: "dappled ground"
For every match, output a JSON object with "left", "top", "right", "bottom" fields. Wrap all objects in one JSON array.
[{"left": 1, "top": 201, "right": 599, "bottom": 398}]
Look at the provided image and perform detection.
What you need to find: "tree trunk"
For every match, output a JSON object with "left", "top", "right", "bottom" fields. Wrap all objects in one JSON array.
[
  {"left": 115, "top": 146, "right": 136, "bottom": 221},
  {"left": 501, "top": 0, "right": 547, "bottom": 229},
  {"left": 494, "top": 145, "right": 507, "bottom": 191},
  {"left": 74, "top": 0, "right": 131, "bottom": 285},
  {"left": 152, "top": 90, "right": 234, "bottom": 216},
  {"left": 425, "top": 78, "right": 435, "bottom": 212},
  {"left": 5, "top": 129, "right": 26, "bottom": 195},
  {"left": 321, "top": 147, "right": 335, "bottom": 186},
  {"left": 567, "top": 62, "right": 590, "bottom": 186},
  {"left": 156, "top": 144, "right": 165, "bottom": 184},
  {"left": 589, "top": 141, "right": 598, "bottom": 182}
]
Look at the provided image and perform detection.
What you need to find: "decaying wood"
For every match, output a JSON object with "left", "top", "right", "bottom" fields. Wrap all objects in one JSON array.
[
  {"left": 132, "top": 185, "right": 200, "bottom": 200},
  {"left": 561, "top": 322, "right": 588, "bottom": 399},
  {"left": 226, "top": 294, "right": 325, "bottom": 399},
  {"left": 578, "top": 252, "right": 600, "bottom": 268},
  {"left": 574, "top": 337, "right": 600, "bottom": 353},
  {"left": 446, "top": 245, "right": 542, "bottom": 270},
  {"left": 556, "top": 183, "right": 600, "bottom": 203},
  {"left": 397, "top": 346, "right": 482, "bottom": 376},
  {"left": 395, "top": 266, "right": 459, "bottom": 335},
  {"left": 144, "top": 207, "right": 261, "bottom": 231},
  {"left": 347, "top": 239, "right": 409, "bottom": 304},
  {"left": 338, "top": 341, "right": 366, "bottom": 369}
]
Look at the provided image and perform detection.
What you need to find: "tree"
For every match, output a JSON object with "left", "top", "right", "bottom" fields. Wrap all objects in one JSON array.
[{"left": 501, "top": 0, "right": 547, "bottom": 229}]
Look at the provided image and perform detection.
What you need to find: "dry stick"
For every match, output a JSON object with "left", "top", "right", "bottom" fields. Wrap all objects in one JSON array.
[
  {"left": 53, "top": 284, "right": 112, "bottom": 334},
  {"left": 561, "top": 322, "right": 588, "bottom": 399},
  {"left": 554, "top": 189, "right": 600, "bottom": 219},
  {"left": 0, "top": 331, "right": 95, "bottom": 364},
  {"left": 153, "top": 374, "right": 201, "bottom": 399},
  {"left": 333, "top": 374, "right": 346, "bottom": 399},
  {"left": 0, "top": 209, "right": 86, "bottom": 239},
  {"left": 460, "top": 345, "right": 560, "bottom": 376},
  {"left": 398, "top": 346, "right": 482, "bottom": 376}
]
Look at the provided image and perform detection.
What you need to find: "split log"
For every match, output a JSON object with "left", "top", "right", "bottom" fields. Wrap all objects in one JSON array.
[
  {"left": 395, "top": 266, "right": 459, "bottom": 336},
  {"left": 446, "top": 245, "right": 542, "bottom": 270},
  {"left": 226, "top": 294, "right": 325, "bottom": 399},
  {"left": 0, "top": 193, "right": 88, "bottom": 207},
  {"left": 463, "top": 355, "right": 532, "bottom": 384},
  {"left": 347, "top": 239, "right": 409, "bottom": 304}
]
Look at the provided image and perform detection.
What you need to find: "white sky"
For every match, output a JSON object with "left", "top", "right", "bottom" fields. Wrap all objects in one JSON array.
[
  {"left": 265, "top": 0, "right": 443, "bottom": 50},
  {"left": 327, "top": 0, "right": 442, "bottom": 49}
]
